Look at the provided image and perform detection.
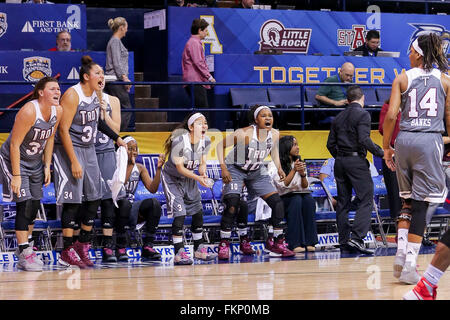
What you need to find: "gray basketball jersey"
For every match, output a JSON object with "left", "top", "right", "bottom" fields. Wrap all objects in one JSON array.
[
  {"left": 399, "top": 68, "right": 446, "bottom": 133},
  {"left": 163, "top": 133, "right": 211, "bottom": 178},
  {"left": 124, "top": 163, "right": 140, "bottom": 200},
  {"left": 225, "top": 125, "right": 273, "bottom": 171},
  {"left": 55, "top": 83, "right": 99, "bottom": 147},
  {"left": 94, "top": 93, "right": 115, "bottom": 153},
  {"left": 0, "top": 100, "right": 57, "bottom": 167}
]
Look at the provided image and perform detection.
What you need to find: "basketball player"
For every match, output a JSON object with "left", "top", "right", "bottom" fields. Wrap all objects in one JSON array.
[
  {"left": 53, "top": 56, "right": 125, "bottom": 268},
  {"left": 114, "top": 136, "right": 163, "bottom": 261},
  {"left": 216, "top": 105, "right": 295, "bottom": 259},
  {"left": 383, "top": 33, "right": 450, "bottom": 285},
  {"left": 0, "top": 77, "right": 62, "bottom": 272},
  {"left": 94, "top": 85, "right": 123, "bottom": 263},
  {"left": 161, "top": 112, "right": 217, "bottom": 265}
]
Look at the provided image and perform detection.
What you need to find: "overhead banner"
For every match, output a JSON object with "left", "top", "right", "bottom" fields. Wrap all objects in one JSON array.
[
  {"left": 167, "top": 6, "right": 450, "bottom": 75},
  {"left": 0, "top": 51, "right": 134, "bottom": 94},
  {"left": 0, "top": 3, "right": 87, "bottom": 51},
  {"left": 213, "top": 54, "right": 410, "bottom": 94}
]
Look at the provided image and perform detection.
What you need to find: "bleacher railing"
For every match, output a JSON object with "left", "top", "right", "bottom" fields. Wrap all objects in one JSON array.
[{"left": 0, "top": 80, "right": 393, "bottom": 130}]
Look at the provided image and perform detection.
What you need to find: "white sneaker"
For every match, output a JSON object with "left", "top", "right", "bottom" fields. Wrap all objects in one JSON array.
[
  {"left": 194, "top": 244, "right": 217, "bottom": 261},
  {"left": 399, "top": 262, "right": 420, "bottom": 285},
  {"left": 18, "top": 247, "right": 43, "bottom": 272},
  {"left": 174, "top": 248, "right": 193, "bottom": 265},
  {"left": 393, "top": 254, "right": 405, "bottom": 279}
]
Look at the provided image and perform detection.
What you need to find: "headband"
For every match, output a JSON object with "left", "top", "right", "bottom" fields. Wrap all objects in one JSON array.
[
  {"left": 412, "top": 38, "right": 424, "bottom": 56},
  {"left": 187, "top": 112, "right": 205, "bottom": 127},
  {"left": 254, "top": 106, "right": 270, "bottom": 120},
  {"left": 123, "top": 136, "right": 136, "bottom": 144}
]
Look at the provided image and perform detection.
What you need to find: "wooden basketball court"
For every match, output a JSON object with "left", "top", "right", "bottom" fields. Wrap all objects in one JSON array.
[{"left": 0, "top": 247, "right": 448, "bottom": 301}]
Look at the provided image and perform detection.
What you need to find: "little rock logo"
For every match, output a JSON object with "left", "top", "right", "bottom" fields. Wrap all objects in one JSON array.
[{"left": 259, "top": 20, "right": 312, "bottom": 54}]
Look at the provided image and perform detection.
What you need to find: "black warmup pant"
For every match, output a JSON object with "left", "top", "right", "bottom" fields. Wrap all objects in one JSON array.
[
  {"left": 381, "top": 159, "right": 402, "bottom": 219},
  {"left": 334, "top": 156, "right": 374, "bottom": 245},
  {"left": 105, "top": 83, "right": 132, "bottom": 131}
]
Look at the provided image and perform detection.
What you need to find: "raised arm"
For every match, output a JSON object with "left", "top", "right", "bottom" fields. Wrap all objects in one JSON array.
[{"left": 58, "top": 88, "right": 82, "bottom": 179}]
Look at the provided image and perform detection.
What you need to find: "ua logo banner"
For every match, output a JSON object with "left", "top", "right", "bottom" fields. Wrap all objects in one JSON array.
[
  {"left": 200, "top": 15, "right": 222, "bottom": 54},
  {"left": 0, "top": 12, "right": 7, "bottom": 38},
  {"left": 407, "top": 23, "right": 450, "bottom": 55}
]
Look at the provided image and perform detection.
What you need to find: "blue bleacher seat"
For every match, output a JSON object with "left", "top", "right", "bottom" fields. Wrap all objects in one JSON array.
[
  {"left": 376, "top": 88, "right": 391, "bottom": 104},
  {"left": 267, "top": 87, "right": 303, "bottom": 108},
  {"left": 229, "top": 87, "right": 274, "bottom": 108},
  {"left": 362, "top": 88, "right": 380, "bottom": 107},
  {"left": 304, "top": 87, "right": 320, "bottom": 107}
]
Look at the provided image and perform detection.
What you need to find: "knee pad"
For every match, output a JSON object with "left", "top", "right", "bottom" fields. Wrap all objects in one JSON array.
[
  {"left": 236, "top": 200, "right": 249, "bottom": 228},
  {"left": 221, "top": 194, "right": 240, "bottom": 232},
  {"left": 101, "top": 199, "right": 115, "bottom": 229},
  {"left": 265, "top": 193, "right": 285, "bottom": 228},
  {"left": 172, "top": 215, "right": 185, "bottom": 237},
  {"left": 62, "top": 203, "right": 80, "bottom": 229},
  {"left": 29, "top": 200, "right": 40, "bottom": 224},
  {"left": 397, "top": 207, "right": 412, "bottom": 224},
  {"left": 439, "top": 230, "right": 450, "bottom": 248},
  {"left": 15, "top": 200, "right": 33, "bottom": 231},
  {"left": 81, "top": 200, "right": 100, "bottom": 227},
  {"left": 139, "top": 198, "right": 162, "bottom": 218},
  {"left": 409, "top": 200, "right": 428, "bottom": 236},
  {"left": 191, "top": 211, "right": 204, "bottom": 234}
]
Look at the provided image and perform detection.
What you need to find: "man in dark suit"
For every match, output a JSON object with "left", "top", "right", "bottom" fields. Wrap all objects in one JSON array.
[
  {"left": 354, "top": 30, "right": 383, "bottom": 57},
  {"left": 326, "top": 85, "right": 384, "bottom": 254}
]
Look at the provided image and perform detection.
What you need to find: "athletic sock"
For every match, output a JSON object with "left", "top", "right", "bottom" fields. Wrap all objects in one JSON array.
[
  {"left": 220, "top": 230, "right": 232, "bottom": 240},
  {"left": 405, "top": 241, "right": 421, "bottom": 268},
  {"left": 173, "top": 237, "right": 184, "bottom": 254},
  {"left": 192, "top": 232, "right": 203, "bottom": 251},
  {"left": 79, "top": 229, "right": 91, "bottom": 244},
  {"left": 396, "top": 228, "right": 409, "bottom": 256},
  {"left": 423, "top": 264, "right": 444, "bottom": 286},
  {"left": 63, "top": 236, "right": 73, "bottom": 250},
  {"left": 18, "top": 242, "right": 29, "bottom": 253}
]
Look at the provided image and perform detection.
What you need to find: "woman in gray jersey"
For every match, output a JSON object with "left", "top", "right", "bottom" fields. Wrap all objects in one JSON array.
[
  {"left": 162, "top": 112, "right": 217, "bottom": 265},
  {"left": 0, "top": 77, "right": 62, "bottom": 271},
  {"left": 383, "top": 33, "right": 450, "bottom": 286},
  {"left": 94, "top": 89, "right": 123, "bottom": 262},
  {"left": 53, "top": 56, "right": 125, "bottom": 269},
  {"left": 114, "top": 136, "right": 163, "bottom": 261},
  {"left": 216, "top": 105, "right": 294, "bottom": 259}
]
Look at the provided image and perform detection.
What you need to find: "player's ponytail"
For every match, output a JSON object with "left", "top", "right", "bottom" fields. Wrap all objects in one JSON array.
[{"left": 420, "top": 33, "right": 448, "bottom": 73}]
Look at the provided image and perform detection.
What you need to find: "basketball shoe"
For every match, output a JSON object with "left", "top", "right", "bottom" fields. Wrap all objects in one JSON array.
[
  {"left": 17, "top": 247, "right": 43, "bottom": 272},
  {"left": 58, "top": 246, "right": 87, "bottom": 269},
  {"left": 239, "top": 236, "right": 255, "bottom": 255},
  {"left": 218, "top": 239, "right": 230, "bottom": 260},
  {"left": 174, "top": 248, "right": 193, "bottom": 265},
  {"left": 73, "top": 241, "right": 94, "bottom": 267},
  {"left": 102, "top": 247, "right": 117, "bottom": 263},
  {"left": 269, "top": 236, "right": 295, "bottom": 257},
  {"left": 194, "top": 244, "right": 217, "bottom": 261},
  {"left": 399, "top": 262, "right": 421, "bottom": 285},
  {"left": 141, "top": 244, "right": 161, "bottom": 260},
  {"left": 403, "top": 277, "right": 437, "bottom": 300}
]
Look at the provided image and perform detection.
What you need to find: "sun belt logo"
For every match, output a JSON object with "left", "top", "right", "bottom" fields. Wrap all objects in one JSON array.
[
  {"left": 407, "top": 23, "right": 450, "bottom": 55},
  {"left": 0, "top": 12, "right": 7, "bottom": 38},
  {"left": 259, "top": 20, "right": 312, "bottom": 54},
  {"left": 23, "top": 56, "right": 52, "bottom": 82},
  {"left": 337, "top": 25, "right": 369, "bottom": 50}
]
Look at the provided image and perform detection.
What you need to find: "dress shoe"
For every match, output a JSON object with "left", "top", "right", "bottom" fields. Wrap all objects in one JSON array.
[{"left": 347, "top": 239, "right": 374, "bottom": 255}]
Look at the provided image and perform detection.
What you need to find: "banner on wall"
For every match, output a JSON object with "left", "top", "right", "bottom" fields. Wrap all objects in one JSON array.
[
  {"left": 167, "top": 6, "right": 450, "bottom": 76},
  {"left": 0, "top": 3, "right": 87, "bottom": 51},
  {"left": 0, "top": 51, "right": 134, "bottom": 94},
  {"left": 213, "top": 54, "right": 410, "bottom": 95}
]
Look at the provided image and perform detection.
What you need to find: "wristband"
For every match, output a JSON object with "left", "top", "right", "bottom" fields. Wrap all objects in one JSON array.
[{"left": 300, "top": 174, "right": 306, "bottom": 178}]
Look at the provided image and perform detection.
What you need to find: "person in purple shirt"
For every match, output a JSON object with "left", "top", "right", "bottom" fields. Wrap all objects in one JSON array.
[{"left": 182, "top": 19, "right": 216, "bottom": 113}]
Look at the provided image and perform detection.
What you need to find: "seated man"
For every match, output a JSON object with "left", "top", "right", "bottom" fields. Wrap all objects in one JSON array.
[
  {"left": 49, "top": 30, "right": 73, "bottom": 52},
  {"left": 315, "top": 62, "right": 354, "bottom": 107},
  {"left": 354, "top": 30, "right": 383, "bottom": 57}
]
